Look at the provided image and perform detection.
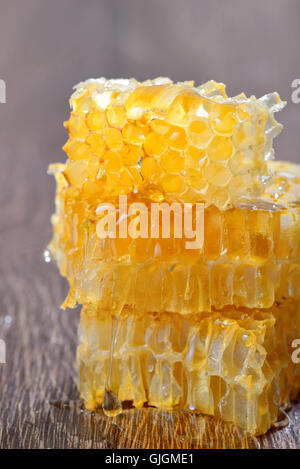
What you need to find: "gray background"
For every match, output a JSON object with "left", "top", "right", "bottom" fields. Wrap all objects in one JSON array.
[{"left": 0, "top": 0, "right": 299, "bottom": 230}]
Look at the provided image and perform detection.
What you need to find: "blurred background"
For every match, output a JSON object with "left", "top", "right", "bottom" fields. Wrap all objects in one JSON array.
[{"left": 0, "top": 0, "right": 300, "bottom": 238}]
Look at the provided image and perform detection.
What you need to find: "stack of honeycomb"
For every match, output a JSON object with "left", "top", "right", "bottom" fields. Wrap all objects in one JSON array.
[{"left": 48, "top": 78, "right": 300, "bottom": 435}]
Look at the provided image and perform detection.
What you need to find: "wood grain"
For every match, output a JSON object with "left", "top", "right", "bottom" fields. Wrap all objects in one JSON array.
[{"left": 0, "top": 151, "right": 299, "bottom": 449}]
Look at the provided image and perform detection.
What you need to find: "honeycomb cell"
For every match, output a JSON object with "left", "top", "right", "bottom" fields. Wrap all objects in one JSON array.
[
  {"left": 127, "top": 166, "right": 143, "bottom": 188},
  {"left": 76, "top": 96, "right": 93, "bottom": 114},
  {"left": 185, "top": 146, "right": 208, "bottom": 170},
  {"left": 119, "top": 168, "right": 134, "bottom": 192},
  {"left": 161, "top": 173, "right": 184, "bottom": 193},
  {"left": 122, "top": 123, "right": 147, "bottom": 145},
  {"left": 63, "top": 139, "right": 92, "bottom": 161},
  {"left": 106, "top": 104, "right": 127, "bottom": 128},
  {"left": 166, "top": 125, "right": 187, "bottom": 150},
  {"left": 86, "top": 133, "right": 105, "bottom": 156},
  {"left": 103, "top": 150, "right": 122, "bottom": 172},
  {"left": 150, "top": 119, "right": 170, "bottom": 135},
  {"left": 83, "top": 180, "right": 104, "bottom": 199},
  {"left": 187, "top": 120, "right": 213, "bottom": 149},
  {"left": 185, "top": 168, "right": 207, "bottom": 191},
  {"left": 160, "top": 149, "right": 185, "bottom": 172},
  {"left": 66, "top": 114, "right": 89, "bottom": 139},
  {"left": 144, "top": 132, "right": 167, "bottom": 157},
  {"left": 63, "top": 160, "right": 88, "bottom": 186},
  {"left": 104, "top": 172, "right": 121, "bottom": 196},
  {"left": 104, "top": 127, "right": 123, "bottom": 150},
  {"left": 229, "top": 151, "right": 253, "bottom": 175},
  {"left": 120, "top": 145, "right": 143, "bottom": 166},
  {"left": 208, "top": 136, "right": 234, "bottom": 161},
  {"left": 87, "top": 109, "right": 106, "bottom": 131},
  {"left": 210, "top": 105, "right": 238, "bottom": 136},
  {"left": 140, "top": 157, "right": 162, "bottom": 181},
  {"left": 203, "top": 162, "right": 232, "bottom": 187},
  {"left": 206, "top": 186, "right": 231, "bottom": 209}
]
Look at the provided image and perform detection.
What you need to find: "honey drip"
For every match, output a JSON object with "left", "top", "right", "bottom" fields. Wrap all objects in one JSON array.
[
  {"left": 273, "top": 407, "right": 290, "bottom": 430},
  {"left": 102, "top": 315, "right": 122, "bottom": 417}
]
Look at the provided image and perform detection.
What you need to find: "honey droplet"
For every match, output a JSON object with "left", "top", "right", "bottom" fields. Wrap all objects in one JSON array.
[{"left": 102, "top": 389, "right": 122, "bottom": 417}]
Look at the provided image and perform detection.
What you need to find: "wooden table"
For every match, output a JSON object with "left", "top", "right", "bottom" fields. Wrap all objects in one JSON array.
[{"left": 0, "top": 152, "right": 299, "bottom": 450}]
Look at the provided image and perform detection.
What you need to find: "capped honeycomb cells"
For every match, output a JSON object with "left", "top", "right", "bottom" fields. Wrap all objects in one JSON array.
[
  {"left": 78, "top": 300, "right": 300, "bottom": 435},
  {"left": 62, "top": 78, "right": 285, "bottom": 209}
]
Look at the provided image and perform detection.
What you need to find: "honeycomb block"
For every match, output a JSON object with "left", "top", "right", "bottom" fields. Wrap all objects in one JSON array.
[
  {"left": 61, "top": 78, "right": 285, "bottom": 209},
  {"left": 61, "top": 260, "right": 300, "bottom": 314},
  {"left": 48, "top": 78, "right": 299, "bottom": 437},
  {"left": 49, "top": 162, "right": 300, "bottom": 313},
  {"left": 77, "top": 300, "right": 300, "bottom": 435},
  {"left": 50, "top": 168, "right": 300, "bottom": 264}
]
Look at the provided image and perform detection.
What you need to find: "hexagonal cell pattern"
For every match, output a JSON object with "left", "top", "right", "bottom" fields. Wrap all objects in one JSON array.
[{"left": 61, "top": 78, "right": 285, "bottom": 209}]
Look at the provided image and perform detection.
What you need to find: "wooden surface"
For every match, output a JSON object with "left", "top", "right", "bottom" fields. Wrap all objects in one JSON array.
[
  {"left": 0, "top": 153, "right": 298, "bottom": 449},
  {"left": 0, "top": 0, "right": 300, "bottom": 450}
]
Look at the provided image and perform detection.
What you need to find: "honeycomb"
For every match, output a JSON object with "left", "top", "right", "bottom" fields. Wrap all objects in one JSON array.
[
  {"left": 48, "top": 78, "right": 300, "bottom": 436},
  {"left": 78, "top": 300, "right": 300, "bottom": 436},
  {"left": 62, "top": 78, "right": 285, "bottom": 209},
  {"left": 49, "top": 162, "right": 300, "bottom": 313}
]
